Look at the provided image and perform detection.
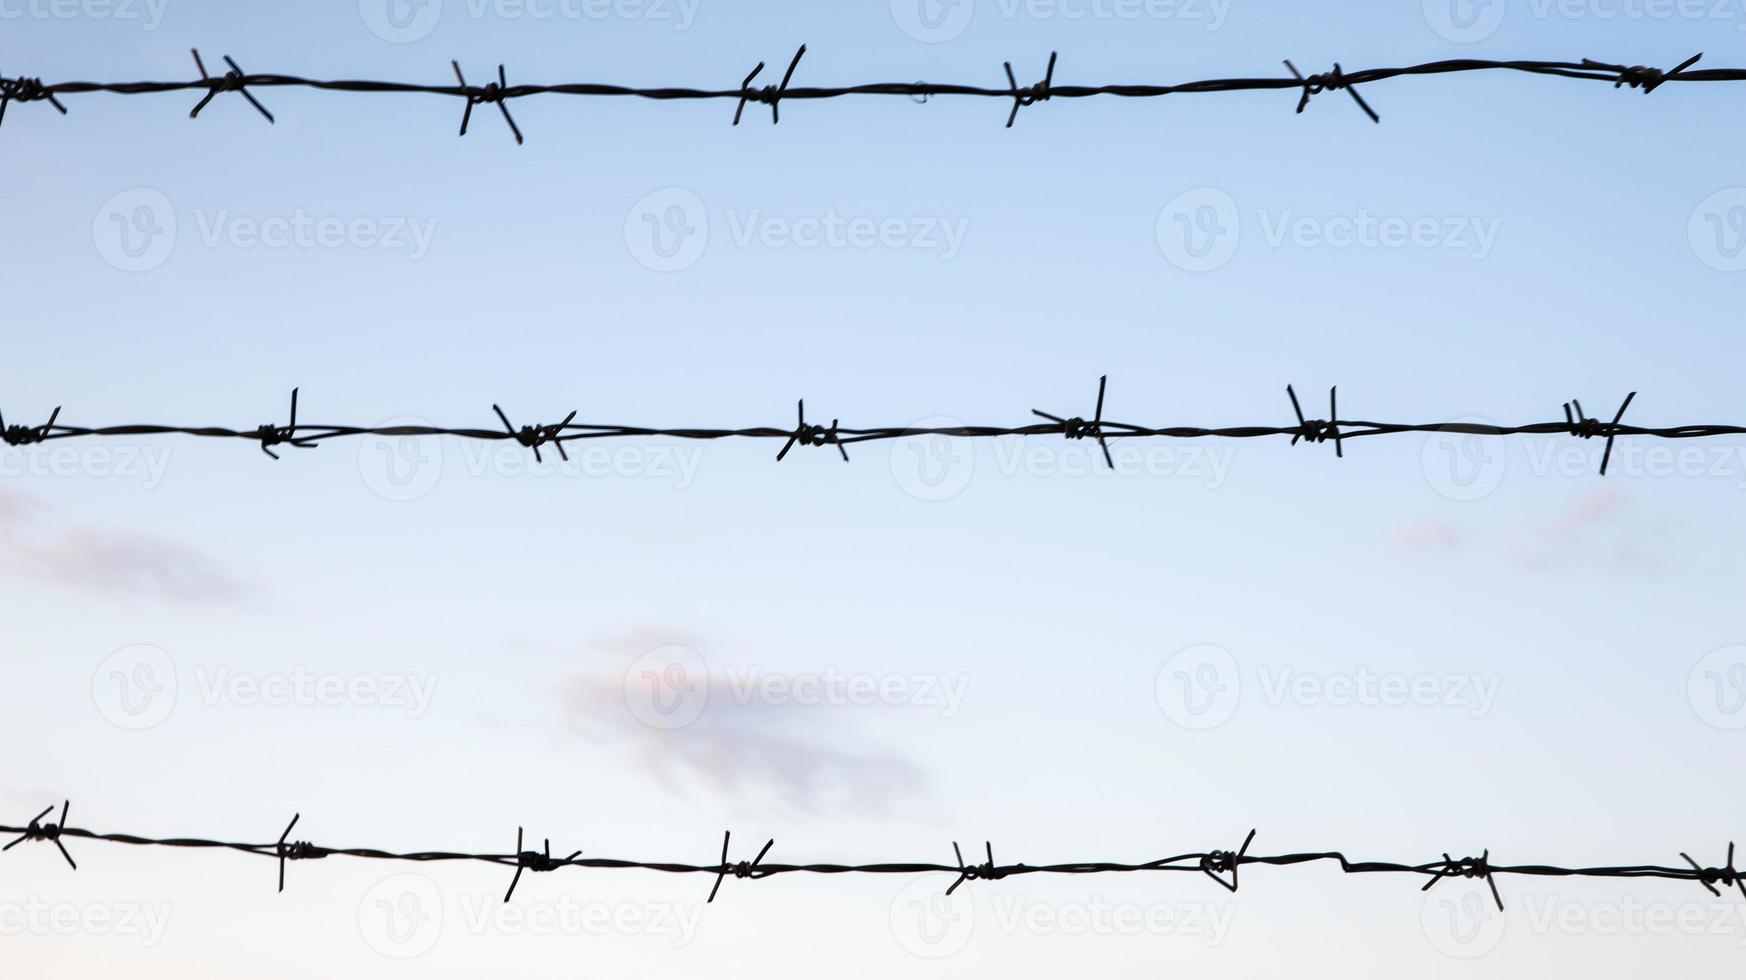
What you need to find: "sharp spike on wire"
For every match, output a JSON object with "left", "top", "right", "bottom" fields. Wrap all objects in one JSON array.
[{"left": 189, "top": 50, "right": 273, "bottom": 122}]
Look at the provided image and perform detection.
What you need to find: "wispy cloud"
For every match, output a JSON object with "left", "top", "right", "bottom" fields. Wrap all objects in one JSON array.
[
  {"left": 563, "top": 634, "right": 932, "bottom": 816},
  {"left": 1392, "top": 489, "right": 1667, "bottom": 572},
  {"left": 0, "top": 489, "right": 247, "bottom": 604}
]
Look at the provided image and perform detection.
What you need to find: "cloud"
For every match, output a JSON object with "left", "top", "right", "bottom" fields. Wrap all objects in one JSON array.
[
  {"left": 564, "top": 646, "right": 932, "bottom": 816},
  {"left": 1393, "top": 488, "right": 1667, "bottom": 572},
  {"left": 0, "top": 489, "right": 247, "bottom": 604}
]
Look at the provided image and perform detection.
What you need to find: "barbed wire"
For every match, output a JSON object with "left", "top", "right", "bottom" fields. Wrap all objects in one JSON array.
[
  {"left": 0, "top": 381, "right": 1732, "bottom": 475},
  {"left": 0, "top": 48, "right": 1730, "bottom": 142},
  {"left": 5, "top": 803, "right": 1743, "bottom": 908}
]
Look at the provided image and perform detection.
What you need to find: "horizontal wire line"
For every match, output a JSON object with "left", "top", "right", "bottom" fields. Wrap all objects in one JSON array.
[
  {"left": 0, "top": 382, "right": 1709, "bottom": 474},
  {"left": 4, "top": 805, "right": 1743, "bottom": 907},
  {"left": 0, "top": 49, "right": 1726, "bottom": 139}
]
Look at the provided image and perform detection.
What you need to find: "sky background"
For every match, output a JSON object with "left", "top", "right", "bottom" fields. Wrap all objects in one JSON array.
[{"left": 4, "top": 0, "right": 1746, "bottom": 975}]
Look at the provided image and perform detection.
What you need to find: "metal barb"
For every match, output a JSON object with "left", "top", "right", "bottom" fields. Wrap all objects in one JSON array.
[
  {"left": 1286, "top": 385, "right": 1344, "bottom": 457},
  {"left": 275, "top": 813, "right": 326, "bottom": 893},
  {"left": 1284, "top": 59, "right": 1379, "bottom": 123},
  {"left": 0, "top": 73, "right": 67, "bottom": 128},
  {"left": 1032, "top": 375, "right": 1113, "bottom": 467},
  {"left": 3, "top": 802, "right": 75, "bottom": 869},
  {"left": 505, "top": 827, "right": 581, "bottom": 903},
  {"left": 1200, "top": 829, "right": 1256, "bottom": 893},
  {"left": 453, "top": 62, "right": 523, "bottom": 144},
  {"left": 189, "top": 50, "right": 273, "bottom": 123},
  {"left": 1562, "top": 392, "right": 1636, "bottom": 475},
  {"left": 493, "top": 404, "right": 576, "bottom": 463},
  {"left": 708, "top": 831, "right": 775, "bottom": 903},
  {"left": 0, "top": 405, "right": 60, "bottom": 447},
  {"left": 735, "top": 45, "right": 806, "bottom": 125},
  {"left": 1421, "top": 849, "right": 1504, "bottom": 911},
  {"left": 1003, "top": 51, "right": 1057, "bottom": 127},
  {"left": 947, "top": 840, "right": 1003, "bottom": 895},
  {"left": 1680, "top": 843, "right": 1746, "bottom": 900},
  {"left": 1583, "top": 52, "right": 1703, "bottom": 93},
  {"left": 254, "top": 388, "right": 317, "bottom": 460},
  {"left": 775, "top": 399, "right": 848, "bottom": 462}
]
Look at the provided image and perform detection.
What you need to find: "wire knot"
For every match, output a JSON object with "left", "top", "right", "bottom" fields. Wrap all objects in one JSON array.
[
  {"left": 189, "top": 50, "right": 273, "bottom": 123},
  {"left": 4, "top": 802, "right": 76, "bottom": 869},
  {"left": 282, "top": 840, "right": 324, "bottom": 861},
  {"left": 1199, "top": 829, "right": 1255, "bottom": 893},
  {"left": 493, "top": 405, "right": 576, "bottom": 463},
  {"left": 1423, "top": 849, "right": 1503, "bottom": 910},
  {"left": 1681, "top": 843, "right": 1746, "bottom": 899},
  {"left": 948, "top": 841, "right": 1004, "bottom": 894},
  {"left": 2, "top": 76, "right": 56, "bottom": 105},
  {"left": 518, "top": 849, "right": 565, "bottom": 874},
  {"left": 777, "top": 399, "right": 848, "bottom": 462},
  {"left": 1003, "top": 52, "right": 1056, "bottom": 127},
  {"left": 453, "top": 62, "right": 523, "bottom": 144},
  {"left": 1562, "top": 393, "right": 1636, "bottom": 475},
  {"left": 0, "top": 406, "right": 59, "bottom": 447},
  {"left": 0, "top": 73, "right": 66, "bottom": 127},
  {"left": 708, "top": 831, "right": 774, "bottom": 902},
  {"left": 504, "top": 827, "right": 580, "bottom": 902},
  {"left": 736, "top": 46, "right": 805, "bottom": 126},
  {"left": 1287, "top": 385, "right": 1346, "bottom": 458},
  {"left": 1032, "top": 375, "right": 1114, "bottom": 468},
  {"left": 1285, "top": 60, "right": 1379, "bottom": 123},
  {"left": 1589, "top": 53, "right": 1702, "bottom": 93},
  {"left": 253, "top": 389, "right": 315, "bottom": 460}
]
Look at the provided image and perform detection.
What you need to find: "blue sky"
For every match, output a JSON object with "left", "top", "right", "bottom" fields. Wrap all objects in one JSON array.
[{"left": 3, "top": 0, "right": 1746, "bottom": 975}]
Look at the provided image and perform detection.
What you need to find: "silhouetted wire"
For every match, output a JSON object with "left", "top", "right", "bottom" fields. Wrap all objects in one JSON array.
[
  {"left": 0, "top": 381, "right": 1725, "bottom": 475},
  {"left": 6, "top": 803, "right": 1745, "bottom": 909},
  {"left": 0, "top": 49, "right": 1727, "bottom": 140}
]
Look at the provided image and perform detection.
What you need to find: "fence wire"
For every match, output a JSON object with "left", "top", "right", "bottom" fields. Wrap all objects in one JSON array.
[
  {"left": 5, "top": 803, "right": 1743, "bottom": 907},
  {"left": 0, "top": 382, "right": 1725, "bottom": 475},
  {"left": 0, "top": 49, "right": 1731, "bottom": 141}
]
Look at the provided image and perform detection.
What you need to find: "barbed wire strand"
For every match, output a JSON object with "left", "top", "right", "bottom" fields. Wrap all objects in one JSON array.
[
  {"left": 0, "top": 49, "right": 1727, "bottom": 140},
  {"left": 0, "top": 381, "right": 1728, "bottom": 475},
  {"left": 5, "top": 803, "right": 1745, "bottom": 909}
]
